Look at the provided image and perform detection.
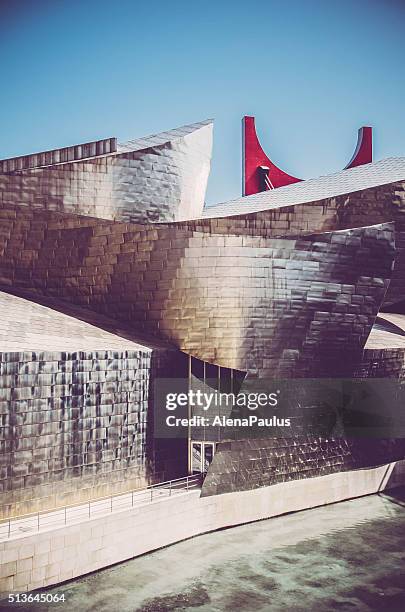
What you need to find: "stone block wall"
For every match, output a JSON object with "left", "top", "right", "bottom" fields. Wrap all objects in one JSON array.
[{"left": 2, "top": 461, "right": 403, "bottom": 593}]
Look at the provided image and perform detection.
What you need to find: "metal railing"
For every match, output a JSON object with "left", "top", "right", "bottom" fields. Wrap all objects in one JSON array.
[{"left": 0, "top": 473, "right": 203, "bottom": 540}]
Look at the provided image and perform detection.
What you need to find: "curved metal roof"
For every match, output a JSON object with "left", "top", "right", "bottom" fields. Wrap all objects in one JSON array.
[
  {"left": 203, "top": 157, "right": 405, "bottom": 219},
  {"left": 117, "top": 119, "right": 213, "bottom": 153}
]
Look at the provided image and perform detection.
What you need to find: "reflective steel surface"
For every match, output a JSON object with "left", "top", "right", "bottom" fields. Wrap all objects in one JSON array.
[
  {"left": 1, "top": 120, "right": 405, "bottom": 515},
  {"left": 0, "top": 120, "right": 213, "bottom": 223}
]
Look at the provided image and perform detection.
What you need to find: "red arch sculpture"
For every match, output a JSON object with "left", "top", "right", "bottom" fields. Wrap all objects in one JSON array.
[
  {"left": 344, "top": 126, "right": 373, "bottom": 170},
  {"left": 242, "top": 116, "right": 373, "bottom": 196}
]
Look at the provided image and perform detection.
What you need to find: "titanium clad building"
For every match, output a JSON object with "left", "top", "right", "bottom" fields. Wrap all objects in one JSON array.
[{"left": 0, "top": 118, "right": 405, "bottom": 517}]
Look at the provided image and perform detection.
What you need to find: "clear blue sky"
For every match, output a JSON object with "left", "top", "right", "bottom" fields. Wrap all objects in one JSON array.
[{"left": 1, "top": 0, "right": 404, "bottom": 205}]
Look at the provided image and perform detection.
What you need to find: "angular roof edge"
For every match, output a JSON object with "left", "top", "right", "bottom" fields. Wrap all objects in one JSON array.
[
  {"left": 117, "top": 119, "right": 214, "bottom": 153},
  {"left": 203, "top": 157, "right": 405, "bottom": 219},
  {"left": 0, "top": 119, "right": 214, "bottom": 171}
]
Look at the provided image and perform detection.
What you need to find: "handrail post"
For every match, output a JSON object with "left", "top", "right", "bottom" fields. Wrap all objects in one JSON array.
[{"left": 0, "top": 473, "right": 207, "bottom": 540}]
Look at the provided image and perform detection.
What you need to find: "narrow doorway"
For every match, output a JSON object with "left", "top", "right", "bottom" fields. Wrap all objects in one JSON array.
[{"left": 191, "top": 441, "right": 216, "bottom": 474}]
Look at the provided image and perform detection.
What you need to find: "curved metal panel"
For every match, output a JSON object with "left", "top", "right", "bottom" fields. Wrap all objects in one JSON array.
[
  {"left": 0, "top": 121, "right": 213, "bottom": 223},
  {"left": 0, "top": 203, "right": 394, "bottom": 378}
]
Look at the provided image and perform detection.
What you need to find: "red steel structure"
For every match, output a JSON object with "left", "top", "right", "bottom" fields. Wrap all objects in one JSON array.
[{"left": 242, "top": 115, "right": 372, "bottom": 196}]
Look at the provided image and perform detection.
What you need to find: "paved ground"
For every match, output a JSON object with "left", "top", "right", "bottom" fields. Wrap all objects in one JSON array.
[
  {"left": 0, "top": 485, "right": 192, "bottom": 541},
  {"left": 1, "top": 487, "right": 405, "bottom": 611}
]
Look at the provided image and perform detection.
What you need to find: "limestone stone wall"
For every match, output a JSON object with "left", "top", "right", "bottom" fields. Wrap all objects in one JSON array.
[{"left": 1, "top": 461, "right": 404, "bottom": 593}]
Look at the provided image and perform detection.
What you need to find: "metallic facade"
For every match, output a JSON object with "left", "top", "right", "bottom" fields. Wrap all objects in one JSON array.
[
  {"left": 0, "top": 137, "right": 117, "bottom": 173},
  {"left": 0, "top": 187, "right": 399, "bottom": 377},
  {"left": 1, "top": 118, "right": 405, "bottom": 510},
  {"left": 0, "top": 290, "right": 187, "bottom": 519},
  {"left": 0, "top": 120, "right": 213, "bottom": 224}
]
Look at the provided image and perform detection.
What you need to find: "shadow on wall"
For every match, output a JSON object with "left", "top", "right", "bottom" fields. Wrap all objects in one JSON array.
[{"left": 384, "top": 456, "right": 405, "bottom": 491}]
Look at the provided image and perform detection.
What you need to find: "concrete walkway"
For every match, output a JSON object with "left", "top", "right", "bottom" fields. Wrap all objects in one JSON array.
[
  {"left": 0, "top": 483, "right": 196, "bottom": 541},
  {"left": 8, "top": 487, "right": 403, "bottom": 612}
]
